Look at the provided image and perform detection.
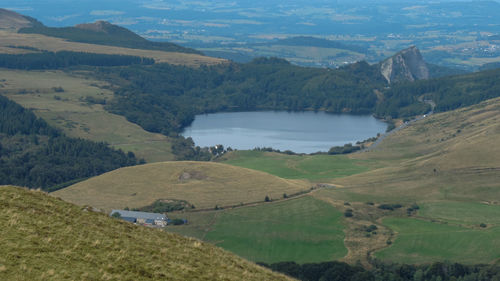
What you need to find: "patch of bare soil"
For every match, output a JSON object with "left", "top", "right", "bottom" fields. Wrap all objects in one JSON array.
[{"left": 178, "top": 170, "right": 208, "bottom": 181}]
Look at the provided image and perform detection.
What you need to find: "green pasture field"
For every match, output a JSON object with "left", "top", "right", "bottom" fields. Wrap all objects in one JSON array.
[
  {"left": 220, "top": 150, "right": 374, "bottom": 181},
  {"left": 204, "top": 196, "right": 347, "bottom": 263},
  {"left": 418, "top": 201, "right": 500, "bottom": 226},
  {"left": 376, "top": 218, "right": 500, "bottom": 264}
]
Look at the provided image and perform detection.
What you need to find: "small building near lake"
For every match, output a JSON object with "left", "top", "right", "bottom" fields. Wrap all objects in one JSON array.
[{"left": 110, "top": 210, "right": 167, "bottom": 227}]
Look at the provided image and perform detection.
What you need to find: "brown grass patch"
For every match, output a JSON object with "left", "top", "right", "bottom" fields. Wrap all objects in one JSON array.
[
  {"left": 0, "top": 30, "right": 226, "bottom": 67},
  {"left": 54, "top": 161, "right": 310, "bottom": 212}
]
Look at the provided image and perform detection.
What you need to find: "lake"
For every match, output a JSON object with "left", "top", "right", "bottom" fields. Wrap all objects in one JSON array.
[{"left": 181, "top": 111, "right": 387, "bottom": 153}]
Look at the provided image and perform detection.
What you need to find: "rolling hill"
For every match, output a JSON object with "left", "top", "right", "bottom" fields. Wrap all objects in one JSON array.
[
  {"left": 0, "top": 186, "right": 293, "bottom": 280},
  {"left": 53, "top": 161, "right": 310, "bottom": 211},
  {"left": 335, "top": 96, "right": 500, "bottom": 203},
  {"left": 0, "top": 8, "right": 34, "bottom": 31},
  {"left": 0, "top": 9, "right": 225, "bottom": 67}
]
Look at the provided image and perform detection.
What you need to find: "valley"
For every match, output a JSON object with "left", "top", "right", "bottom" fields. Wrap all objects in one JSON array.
[{"left": 1, "top": 6, "right": 500, "bottom": 280}]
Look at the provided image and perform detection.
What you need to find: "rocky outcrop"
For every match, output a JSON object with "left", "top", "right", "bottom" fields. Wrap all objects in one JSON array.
[{"left": 380, "top": 46, "right": 429, "bottom": 84}]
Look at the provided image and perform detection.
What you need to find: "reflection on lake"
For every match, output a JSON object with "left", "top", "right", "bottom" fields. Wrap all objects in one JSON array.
[{"left": 182, "top": 111, "right": 387, "bottom": 153}]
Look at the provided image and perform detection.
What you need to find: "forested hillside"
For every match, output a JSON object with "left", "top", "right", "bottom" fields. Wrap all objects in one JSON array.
[
  {"left": 0, "top": 94, "right": 138, "bottom": 190},
  {"left": 0, "top": 51, "right": 154, "bottom": 69},
  {"left": 378, "top": 67, "right": 500, "bottom": 116},
  {"left": 103, "top": 58, "right": 387, "bottom": 136}
]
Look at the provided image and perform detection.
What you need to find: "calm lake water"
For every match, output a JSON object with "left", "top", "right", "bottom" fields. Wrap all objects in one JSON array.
[{"left": 182, "top": 111, "right": 387, "bottom": 153}]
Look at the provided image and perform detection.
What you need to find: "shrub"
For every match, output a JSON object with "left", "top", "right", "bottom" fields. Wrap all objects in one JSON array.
[
  {"left": 53, "top": 86, "right": 65, "bottom": 92},
  {"left": 171, "top": 218, "right": 186, "bottom": 225},
  {"left": 378, "top": 204, "right": 402, "bottom": 211},
  {"left": 344, "top": 209, "right": 353, "bottom": 217}
]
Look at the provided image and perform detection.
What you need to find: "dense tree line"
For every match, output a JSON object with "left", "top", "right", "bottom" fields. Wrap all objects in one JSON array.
[
  {"left": 380, "top": 67, "right": 500, "bottom": 114},
  {"left": 97, "top": 57, "right": 500, "bottom": 155},
  {"left": 0, "top": 94, "right": 138, "bottom": 191},
  {"left": 426, "top": 63, "right": 468, "bottom": 78},
  {"left": 0, "top": 51, "right": 154, "bottom": 70},
  {"left": 102, "top": 58, "right": 387, "bottom": 136},
  {"left": 19, "top": 20, "right": 201, "bottom": 55},
  {"left": 479, "top": 61, "right": 500, "bottom": 71},
  {"left": 260, "top": 260, "right": 500, "bottom": 281}
]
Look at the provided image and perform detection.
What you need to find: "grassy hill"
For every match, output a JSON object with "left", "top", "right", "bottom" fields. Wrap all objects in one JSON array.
[
  {"left": 0, "top": 8, "right": 34, "bottom": 31},
  {"left": 54, "top": 161, "right": 310, "bottom": 211},
  {"left": 0, "top": 186, "right": 293, "bottom": 280},
  {"left": 219, "top": 150, "right": 375, "bottom": 181},
  {"left": 0, "top": 30, "right": 224, "bottom": 67},
  {"left": 312, "top": 97, "right": 500, "bottom": 264},
  {"left": 0, "top": 69, "right": 174, "bottom": 162},
  {"left": 334, "top": 96, "right": 500, "bottom": 203},
  {"left": 0, "top": 9, "right": 224, "bottom": 66}
]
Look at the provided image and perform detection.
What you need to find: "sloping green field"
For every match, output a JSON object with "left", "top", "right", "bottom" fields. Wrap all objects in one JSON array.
[
  {"left": 418, "top": 201, "right": 500, "bottom": 226},
  {"left": 205, "top": 196, "right": 347, "bottom": 263},
  {"left": 376, "top": 218, "right": 500, "bottom": 264},
  {"left": 220, "top": 150, "right": 373, "bottom": 181}
]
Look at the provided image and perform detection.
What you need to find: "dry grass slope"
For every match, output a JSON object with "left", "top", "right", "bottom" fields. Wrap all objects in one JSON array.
[
  {"left": 0, "top": 186, "right": 293, "bottom": 281},
  {"left": 54, "top": 161, "right": 310, "bottom": 211},
  {"left": 334, "top": 97, "right": 500, "bottom": 203},
  {"left": 0, "top": 69, "right": 174, "bottom": 162},
  {"left": 0, "top": 30, "right": 225, "bottom": 67},
  {"left": 0, "top": 9, "right": 32, "bottom": 31}
]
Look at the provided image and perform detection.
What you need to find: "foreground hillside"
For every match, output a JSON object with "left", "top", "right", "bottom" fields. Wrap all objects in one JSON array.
[
  {"left": 54, "top": 161, "right": 309, "bottom": 211},
  {"left": 0, "top": 186, "right": 292, "bottom": 281}
]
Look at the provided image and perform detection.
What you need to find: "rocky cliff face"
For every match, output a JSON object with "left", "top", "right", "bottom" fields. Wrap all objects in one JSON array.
[{"left": 380, "top": 46, "right": 429, "bottom": 84}]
